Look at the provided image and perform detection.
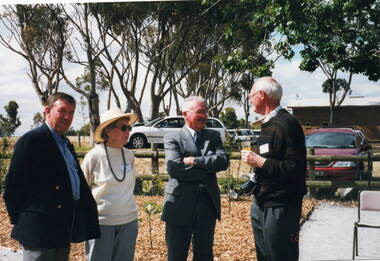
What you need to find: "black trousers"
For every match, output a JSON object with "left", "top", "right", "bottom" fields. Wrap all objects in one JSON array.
[
  {"left": 251, "top": 201, "right": 302, "bottom": 261},
  {"left": 165, "top": 189, "right": 216, "bottom": 261}
]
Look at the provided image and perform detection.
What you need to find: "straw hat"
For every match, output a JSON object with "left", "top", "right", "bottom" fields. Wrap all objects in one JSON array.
[{"left": 94, "top": 108, "right": 138, "bottom": 143}]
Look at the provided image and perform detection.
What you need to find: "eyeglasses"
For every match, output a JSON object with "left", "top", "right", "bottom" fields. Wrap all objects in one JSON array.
[{"left": 113, "top": 125, "right": 132, "bottom": 132}]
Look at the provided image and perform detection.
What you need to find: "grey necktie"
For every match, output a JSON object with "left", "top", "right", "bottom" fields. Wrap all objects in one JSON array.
[{"left": 195, "top": 131, "right": 203, "bottom": 148}]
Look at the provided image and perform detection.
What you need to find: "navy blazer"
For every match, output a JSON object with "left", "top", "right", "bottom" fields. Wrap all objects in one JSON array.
[
  {"left": 161, "top": 127, "right": 229, "bottom": 225},
  {"left": 3, "top": 123, "right": 99, "bottom": 248}
]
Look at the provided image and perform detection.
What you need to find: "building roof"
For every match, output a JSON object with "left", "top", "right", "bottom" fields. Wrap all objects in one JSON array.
[{"left": 287, "top": 96, "right": 380, "bottom": 108}]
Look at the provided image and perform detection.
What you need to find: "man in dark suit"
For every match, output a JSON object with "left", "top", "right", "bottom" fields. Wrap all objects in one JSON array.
[
  {"left": 4, "top": 92, "right": 99, "bottom": 261},
  {"left": 161, "top": 96, "right": 229, "bottom": 261}
]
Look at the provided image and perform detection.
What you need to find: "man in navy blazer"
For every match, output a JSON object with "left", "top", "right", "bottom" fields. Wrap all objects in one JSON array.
[
  {"left": 4, "top": 92, "right": 99, "bottom": 261},
  {"left": 161, "top": 96, "right": 229, "bottom": 261}
]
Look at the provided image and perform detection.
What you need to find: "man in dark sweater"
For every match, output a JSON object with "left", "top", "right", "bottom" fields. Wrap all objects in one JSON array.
[{"left": 241, "top": 77, "right": 307, "bottom": 261}]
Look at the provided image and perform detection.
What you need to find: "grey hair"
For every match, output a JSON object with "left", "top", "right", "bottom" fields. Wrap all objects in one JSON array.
[
  {"left": 182, "top": 96, "right": 207, "bottom": 112},
  {"left": 254, "top": 77, "right": 283, "bottom": 102}
]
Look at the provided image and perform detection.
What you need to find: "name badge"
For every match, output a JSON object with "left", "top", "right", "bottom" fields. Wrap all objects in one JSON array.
[{"left": 259, "top": 143, "right": 269, "bottom": 154}]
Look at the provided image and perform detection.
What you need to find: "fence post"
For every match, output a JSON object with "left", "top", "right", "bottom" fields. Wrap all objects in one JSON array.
[
  {"left": 151, "top": 143, "right": 159, "bottom": 175},
  {"left": 307, "top": 147, "right": 317, "bottom": 197},
  {"left": 77, "top": 133, "right": 81, "bottom": 148}
]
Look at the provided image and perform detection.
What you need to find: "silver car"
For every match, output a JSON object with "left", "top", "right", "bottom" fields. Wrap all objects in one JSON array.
[{"left": 128, "top": 116, "right": 227, "bottom": 149}]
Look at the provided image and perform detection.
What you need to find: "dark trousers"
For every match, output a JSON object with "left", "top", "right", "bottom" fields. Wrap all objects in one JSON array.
[
  {"left": 22, "top": 247, "right": 70, "bottom": 261},
  {"left": 251, "top": 200, "right": 302, "bottom": 261},
  {"left": 165, "top": 190, "right": 216, "bottom": 261}
]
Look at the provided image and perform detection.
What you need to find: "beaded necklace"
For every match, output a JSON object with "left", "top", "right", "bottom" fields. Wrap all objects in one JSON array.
[{"left": 104, "top": 144, "right": 126, "bottom": 182}]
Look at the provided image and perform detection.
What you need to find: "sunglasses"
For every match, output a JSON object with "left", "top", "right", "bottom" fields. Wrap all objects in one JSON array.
[{"left": 113, "top": 125, "right": 132, "bottom": 132}]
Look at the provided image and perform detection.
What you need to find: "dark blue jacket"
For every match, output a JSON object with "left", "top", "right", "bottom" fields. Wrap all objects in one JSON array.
[{"left": 3, "top": 123, "right": 99, "bottom": 248}]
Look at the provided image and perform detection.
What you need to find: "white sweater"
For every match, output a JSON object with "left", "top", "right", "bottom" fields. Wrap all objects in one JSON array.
[{"left": 81, "top": 144, "right": 138, "bottom": 225}]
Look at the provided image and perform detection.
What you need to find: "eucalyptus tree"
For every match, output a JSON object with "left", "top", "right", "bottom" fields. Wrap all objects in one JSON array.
[
  {"left": 190, "top": 0, "right": 277, "bottom": 117},
  {"left": 0, "top": 4, "right": 69, "bottom": 105},
  {"left": 142, "top": 1, "right": 225, "bottom": 119},
  {"left": 89, "top": 2, "right": 152, "bottom": 121},
  {"left": 59, "top": 3, "right": 106, "bottom": 140},
  {"left": 159, "top": 0, "right": 274, "bottom": 118},
  {"left": 166, "top": 4, "right": 243, "bottom": 118},
  {"left": 90, "top": 2, "right": 226, "bottom": 120}
]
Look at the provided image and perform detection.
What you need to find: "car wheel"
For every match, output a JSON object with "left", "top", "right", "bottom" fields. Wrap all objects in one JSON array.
[{"left": 130, "top": 134, "right": 147, "bottom": 149}]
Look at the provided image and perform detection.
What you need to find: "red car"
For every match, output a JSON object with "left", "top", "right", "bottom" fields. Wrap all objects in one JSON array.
[{"left": 305, "top": 128, "right": 372, "bottom": 181}]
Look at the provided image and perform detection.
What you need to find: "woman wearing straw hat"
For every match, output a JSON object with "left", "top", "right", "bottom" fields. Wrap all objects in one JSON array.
[{"left": 81, "top": 108, "right": 139, "bottom": 261}]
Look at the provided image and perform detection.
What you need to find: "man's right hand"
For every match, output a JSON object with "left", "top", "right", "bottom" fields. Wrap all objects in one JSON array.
[{"left": 183, "top": 156, "right": 196, "bottom": 166}]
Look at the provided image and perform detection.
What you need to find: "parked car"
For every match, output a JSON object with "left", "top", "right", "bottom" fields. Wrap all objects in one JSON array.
[
  {"left": 250, "top": 129, "right": 261, "bottom": 140},
  {"left": 305, "top": 128, "right": 372, "bottom": 181},
  {"left": 132, "top": 121, "right": 146, "bottom": 127},
  {"left": 227, "top": 129, "right": 256, "bottom": 143},
  {"left": 128, "top": 116, "right": 227, "bottom": 149}
]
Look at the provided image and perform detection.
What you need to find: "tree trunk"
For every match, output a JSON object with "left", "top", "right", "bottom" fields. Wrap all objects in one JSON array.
[{"left": 88, "top": 93, "right": 100, "bottom": 146}]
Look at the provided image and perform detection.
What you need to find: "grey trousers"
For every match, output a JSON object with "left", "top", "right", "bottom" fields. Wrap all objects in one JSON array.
[
  {"left": 251, "top": 201, "right": 302, "bottom": 261},
  {"left": 86, "top": 219, "right": 138, "bottom": 261},
  {"left": 22, "top": 247, "right": 70, "bottom": 261}
]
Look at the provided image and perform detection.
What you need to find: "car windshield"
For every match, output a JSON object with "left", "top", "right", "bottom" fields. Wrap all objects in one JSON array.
[
  {"left": 239, "top": 130, "right": 251, "bottom": 135},
  {"left": 145, "top": 117, "right": 163, "bottom": 126},
  {"left": 305, "top": 132, "right": 357, "bottom": 149}
]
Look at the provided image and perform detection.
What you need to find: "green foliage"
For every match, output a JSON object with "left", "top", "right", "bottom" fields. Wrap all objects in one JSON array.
[
  {"left": 219, "top": 107, "right": 239, "bottom": 129},
  {"left": 322, "top": 78, "right": 351, "bottom": 94},
  {"left": 142, "top": 174, "right": 164, "bottom": 196},
  {"left": 218, "top": 176, "right": 240, "bottom": 195},
  {"left": 1, "top": 5, "right": 70, "bottom": 101},
  {"left": 238, "top": 119, "right": 248, "bottom": 129},
  {"left": 31, "top": 112, "right": 44, "bottom": 129},
  {"left": 65, "top": 127, "right": 77, "bottom": 136},
  {"left": 143, "top": 201, "right": 162, "bottom": 249},
  {"left": 64, "top": 124, "right": 91, "bottom": 136},
  {"left": 14, "top": 5, "right": 68, "bottom": 55},
  {"left": 143, "top": 201, "right": 162, "bottom": 216},
  {"left": 271, "top": 0, "right": 380, "bottom": 81},
  {"left": 0, "top": 138, "right": 10, "bottom": 192},
  {"left": 0, "top": 101, "right": 21, "bottom": 137},
  {"left": 223, "top": 132, "right": 240, "bottom": 153},
  {"left": 199, "top": 0, "right": 277, "bottom": 74},
  {"left": 78, "top": 124, "right": 91, "bottom": 136}
]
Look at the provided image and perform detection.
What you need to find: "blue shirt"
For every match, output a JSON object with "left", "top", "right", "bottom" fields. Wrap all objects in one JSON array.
[{"left": 47, "top": 123, "right": 81, "bottom": 200}]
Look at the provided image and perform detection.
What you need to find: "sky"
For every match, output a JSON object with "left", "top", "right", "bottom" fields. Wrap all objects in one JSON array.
[{"left": 1, "top": 2, "right": 379, "bottom": 136}]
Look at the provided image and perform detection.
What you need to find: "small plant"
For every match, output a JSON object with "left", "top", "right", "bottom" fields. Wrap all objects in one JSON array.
[
  {"left": 221, "top": 134, "right": 244, "bottom": 212},
  {"left": 143, "top": 202, "right": 162, "bottom": 249},
  {"left": 142, "top": 175, "right": 164, "bottom": 196}
]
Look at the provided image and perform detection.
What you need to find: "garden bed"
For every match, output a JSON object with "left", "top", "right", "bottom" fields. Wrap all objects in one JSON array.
[{"left": 0, "top": 195, "right": 316, "bottom": 261}]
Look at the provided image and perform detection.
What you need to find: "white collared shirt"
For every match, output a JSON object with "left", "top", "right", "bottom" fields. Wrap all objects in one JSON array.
[
  {"left": 186, "top": 125, "right": 197, "bottom": 141},
  {"left": 262, "top": 106, "right": 283, "bottom": 123}
]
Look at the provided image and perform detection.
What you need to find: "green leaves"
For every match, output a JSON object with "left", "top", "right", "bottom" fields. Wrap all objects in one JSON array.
[
  {"left": 273, "top": 0, "right": 380, "bottom": 81},
  {"left": 0, "top": 101, "right": 21, "bottom": 137},
  {"left": 143, "top": 202, "right": 162, "bottom": 215}
]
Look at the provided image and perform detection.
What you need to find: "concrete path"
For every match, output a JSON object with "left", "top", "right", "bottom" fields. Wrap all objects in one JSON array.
[
  {"left": 0, "top": 247, "right": 21, "bottom": 261},
  {"left": 300, "top": 202, "right": 380, "bottom": 261}
]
